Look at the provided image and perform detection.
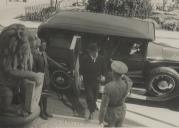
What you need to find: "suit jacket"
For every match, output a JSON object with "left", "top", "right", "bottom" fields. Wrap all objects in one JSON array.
[{"left": 79, "top": 53, "right": 106, "bottom": 85}]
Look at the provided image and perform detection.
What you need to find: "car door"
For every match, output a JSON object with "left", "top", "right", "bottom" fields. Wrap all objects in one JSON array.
[{"left": 113, "top": 41, "right": 147, "bottom": 83}]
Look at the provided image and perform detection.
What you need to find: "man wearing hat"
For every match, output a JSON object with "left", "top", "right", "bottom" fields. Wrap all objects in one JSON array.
[
  {"left": 80, "top": 43, "right": 106, "bottom": 119},
  {"left": 99, "top": 61, "right": 132, "bottom": 127}
]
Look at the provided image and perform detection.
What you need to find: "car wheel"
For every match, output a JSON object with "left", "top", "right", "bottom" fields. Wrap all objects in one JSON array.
[
  {"left": 147, "top": 67, "right": 179, "bottom": 101},
  {"left": 51, "top": 70, "right": 71, "bottom": 90}
]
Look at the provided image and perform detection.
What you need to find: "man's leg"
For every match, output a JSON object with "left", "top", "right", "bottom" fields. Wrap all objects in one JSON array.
[
  {"left": 85, "top": 86, "right": 95, "bottom": 119},
  {"left": 93, "top": 84, "right": 99, "bottom": 110},
  {"left": 39, "top": 96, "right": 48, "bottom": 120},
  {"left": 65, "top": 91, "right": 85, "bottom": 117},
  {"left": 43, "top": 96, "right": 53, "bottom": 117},
  {"left": 115, "top": 109, "right": 126, "bottom": 127}
]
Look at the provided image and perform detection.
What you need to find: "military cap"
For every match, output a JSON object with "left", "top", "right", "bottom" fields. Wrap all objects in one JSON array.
[{"left": 111, "top": 61, "right": 128, "bottom": 74}]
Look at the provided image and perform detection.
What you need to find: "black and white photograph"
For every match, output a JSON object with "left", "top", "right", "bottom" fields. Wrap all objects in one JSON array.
[{"left": 0, "top": 0, "right": 179, "bottom": 127}]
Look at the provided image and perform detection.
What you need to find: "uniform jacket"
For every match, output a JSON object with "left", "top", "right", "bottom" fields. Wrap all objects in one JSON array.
[
  {"left": 33, "top": 51, "right": 50, "bottom": 89},
  {"left": 99, "top": 75, "right": 132, "bottom": 123}
]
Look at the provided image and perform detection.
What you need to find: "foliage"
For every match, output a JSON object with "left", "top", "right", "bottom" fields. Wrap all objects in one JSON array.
[
  {"left": 86, "top": 0, "right": 106, "bottom": 13},
  {"left": 105, "top": 0, "right": 152, "bottom": 18},
  {"left": 162, "top": 19, "right": 177, "bottom": 31},
  {"left": 86, "top": 0, "right": 152, "bottom": 18},
  {"left": 25, "top": 6, "right": 56, "bottom": 21}
]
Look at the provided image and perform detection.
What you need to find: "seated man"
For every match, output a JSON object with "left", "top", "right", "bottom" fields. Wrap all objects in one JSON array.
[{"left": 130, "top": 43, "right": 141, "bottom": 55}]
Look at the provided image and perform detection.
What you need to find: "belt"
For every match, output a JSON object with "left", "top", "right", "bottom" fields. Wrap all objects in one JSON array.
[{"left": 108, "top": 103, "right": 123, "bottom": 107}]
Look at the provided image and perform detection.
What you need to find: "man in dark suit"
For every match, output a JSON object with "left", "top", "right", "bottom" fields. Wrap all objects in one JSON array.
[{"left": 80, "top": 43, "right": 106, "bottom": 119}]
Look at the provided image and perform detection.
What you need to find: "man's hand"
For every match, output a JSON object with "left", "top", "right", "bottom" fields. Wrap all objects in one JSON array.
[
  {"left": 80, "top": 75, "right": 83, "bottom": 81},
  {"left": 100, "top": 75, "right": 106, "bottom": 83}
]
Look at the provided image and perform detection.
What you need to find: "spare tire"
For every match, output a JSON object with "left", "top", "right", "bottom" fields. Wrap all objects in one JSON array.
[
  {"left": 0, "top": 106, "right": 40, "bottom": 127},
  {"left": 147, "top": 67, "right": 179, "bottom": 101}
]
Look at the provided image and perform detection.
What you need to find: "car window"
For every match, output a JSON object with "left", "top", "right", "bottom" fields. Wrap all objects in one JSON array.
[
  {"left": 112, "top": 40, "right": 146, "bottom": 59},
  {"left": 49, "top": 34, "right": 73, "bottom": 49}
]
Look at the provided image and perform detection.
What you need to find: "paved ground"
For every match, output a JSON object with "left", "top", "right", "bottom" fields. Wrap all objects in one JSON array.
[{"left": 5, "top": 92, "right": 176, "bottom": 128}]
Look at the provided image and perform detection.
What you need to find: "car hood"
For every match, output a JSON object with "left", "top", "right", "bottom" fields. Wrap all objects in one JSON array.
[
  {"left": 155, "top": 30, "right": 179, "bottom": 48},
  {"left": 147, "top": 42, "right": 179, "bottom": 62}
]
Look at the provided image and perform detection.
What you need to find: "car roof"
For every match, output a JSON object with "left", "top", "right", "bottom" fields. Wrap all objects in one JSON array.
[{"left": 38, "top": 11, "right": 155, "bottom": 40}]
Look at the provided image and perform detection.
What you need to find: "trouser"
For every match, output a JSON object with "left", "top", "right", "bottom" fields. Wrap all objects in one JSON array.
[
  {"left": 65, "top": 92, "right": 85, "bottom": 116},
  {"left": 59, "top": 86, "right": 85, "bottom": 116},
  {"left": 106, "top": 110, "right": 126, "bottom": 127},
  {"left": 105, "top": 105, "right": 126, "bottom": 127},
  {"left": 40, "top": 96, "right": 48, "bottom": 115},
  {"left": 85, "top": 83, "right": 98, "bottom": 113}
]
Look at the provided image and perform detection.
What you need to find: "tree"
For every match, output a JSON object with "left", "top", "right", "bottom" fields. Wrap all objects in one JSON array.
[
  {"left": 86, "top": 0, "right": 105, "bottom": 13},
  {"left": 163, "top": 0, "right": 167, "bottom": 11},
  {"left": 86, "top": 0, "right": 152, "bottom": 18},
  {"left": 105, "top": 0, "right": 152, "bottom": 18}
]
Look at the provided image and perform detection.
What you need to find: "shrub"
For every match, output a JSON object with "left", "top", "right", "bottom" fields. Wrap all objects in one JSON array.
[
  {"left": 162, "top": 19, "right": 177, "bottom": 31},
  {"left": 151, "top": 14, "right": 165, "bottom": 25},
  {"left": 86, "top": 0, "right": 105, "bottom": 13}
]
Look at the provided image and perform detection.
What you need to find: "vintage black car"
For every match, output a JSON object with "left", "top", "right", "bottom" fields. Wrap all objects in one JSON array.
[{"left": 38, "top": 11, "right": 179, "bottom": 101}]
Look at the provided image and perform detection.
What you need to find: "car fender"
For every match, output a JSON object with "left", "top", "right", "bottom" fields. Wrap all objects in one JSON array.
[{"left": 149, "top": 67, "right": 179, "bottom": 80}]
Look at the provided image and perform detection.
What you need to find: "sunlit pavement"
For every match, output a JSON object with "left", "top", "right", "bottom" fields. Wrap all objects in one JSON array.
[{"left": 13, "top": 93, "right": 178, "bottom": 128}]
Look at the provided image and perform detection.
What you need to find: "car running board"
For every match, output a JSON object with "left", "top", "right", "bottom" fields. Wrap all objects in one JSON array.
[{"left": 128, "top": 87, "right": 178, "bottom": 102}]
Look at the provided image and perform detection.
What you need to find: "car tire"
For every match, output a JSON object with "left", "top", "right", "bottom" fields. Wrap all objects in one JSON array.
[{"left": 147, "top": 67, "right": 179, "bottom": 101}]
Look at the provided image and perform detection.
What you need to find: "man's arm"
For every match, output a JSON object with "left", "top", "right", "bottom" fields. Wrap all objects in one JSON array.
[
  {"left": 100, "top": 56, "right": 107, "bottom": 76},
  {"left": 122, "top": 75, "right": 133, "bottom": 95},
  {"left": 99, "top": 86, "right": 109, "bottom": 124}
]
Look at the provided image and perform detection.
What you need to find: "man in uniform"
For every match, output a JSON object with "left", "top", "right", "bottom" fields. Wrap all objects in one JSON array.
[
  {"left": 80, "top": 43, "right": 106, "bottom": 119},
  {"left": 99, "top": 61, "right": 132, "bottom": 127}
]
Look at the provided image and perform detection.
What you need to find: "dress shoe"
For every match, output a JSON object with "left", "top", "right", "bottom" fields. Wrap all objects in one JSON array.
[
  {"left": 45, "top": 112, "right": 53, "bottom": 118},
  {"left": 96, "top": 106, "right": 99, "bottom": 111},
  {"left": 40, "top": 113, "right": 48, "bottom": 120},
  {"left": 88, "top": 112, "right": 93, "bottom": 120}
]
